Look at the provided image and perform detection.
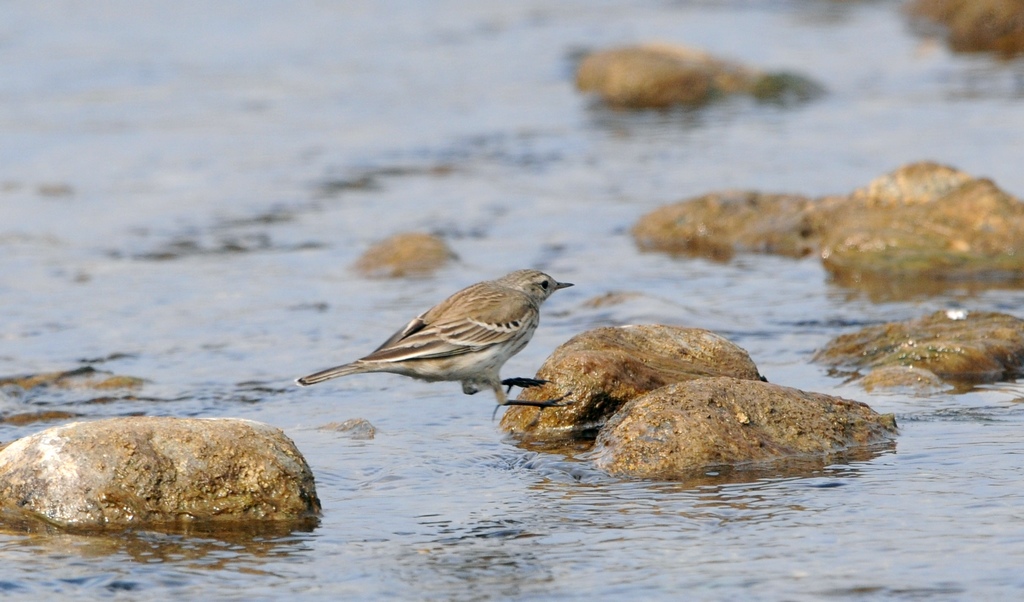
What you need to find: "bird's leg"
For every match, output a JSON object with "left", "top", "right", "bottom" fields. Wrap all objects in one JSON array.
[
  {"left": 501, "top": 377, "right": 550, "bottom": 393},
  {"left": 502, "top": 395, "right": 570, "bottom": 408}
]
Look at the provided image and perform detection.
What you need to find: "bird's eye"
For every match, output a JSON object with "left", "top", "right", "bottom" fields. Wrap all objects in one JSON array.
[{"left": 540, "top": 280, "right": 549, "bottom": 290}]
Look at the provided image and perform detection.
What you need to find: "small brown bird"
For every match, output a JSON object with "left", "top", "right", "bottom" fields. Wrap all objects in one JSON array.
[{"left": 296, "top": 269, "right": 572, "bottom": 407}]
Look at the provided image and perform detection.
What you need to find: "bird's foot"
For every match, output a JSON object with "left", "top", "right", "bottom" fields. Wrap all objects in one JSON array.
[
  {"left": 501, "top": 377, "right": 549, "bottom": 393},
  {"left": 491, "top": 393, "right": 573, "bottom": 421}
]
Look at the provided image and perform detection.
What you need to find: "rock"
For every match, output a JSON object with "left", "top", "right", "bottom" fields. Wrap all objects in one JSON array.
[
  {"left": 629, "top": 162, "right": 1024, "bottom": 298},
  {"left": 816, "top": 162, "right": 1024, "bottom": 283},
  {"left": 0, "top": 417, "right": 320, "bottom": 530},
  {"left": 632, "top": 190, "right": 819, "bottom": 260},
  {"left": 846, "top": 161, "right": 973, "bottom": 205},
  {"left": 591, "top": 377, "right": 897, "bottom": 479},
  {"left": 0, "top": 410, "right": 81, "bottom": 427},
  {"left": 319, "top": 418, "right": 376, "bottom": 440},
  {"left": 907, "top": 0, "right": 1024, "bottom": 56},
  {"left": 499, "top": 325, "right": 763, "bottom": 439},
  {"left": 575, "top": 43, "right": 822, "bottom": 109},
  {"left": 855, "top": 366, "right": 951, "bottom": 395},
  {"left": 814, "top": 310, "right": 1024, "bottom": 387},
  {"left": 0, "top": 366, "right": 145, "bottom": 391},
  {"left": 749, "top": 72, "right": 826, "bottom": 104},
  {"left": 353, "top": 232, "right": 456, "bottom": 278}
]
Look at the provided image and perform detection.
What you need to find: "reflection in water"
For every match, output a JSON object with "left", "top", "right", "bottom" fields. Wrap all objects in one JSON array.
[
  {"left": 387, "top": 445, "right": 898, "bottom": 599},
  {"left": 0, "top": 519, "right": 317, "bottom": 565}
]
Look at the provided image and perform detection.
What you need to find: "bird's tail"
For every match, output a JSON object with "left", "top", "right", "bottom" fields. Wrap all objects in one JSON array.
[{"left": 295, "top": 362, "right": 368, "bottom": 386}]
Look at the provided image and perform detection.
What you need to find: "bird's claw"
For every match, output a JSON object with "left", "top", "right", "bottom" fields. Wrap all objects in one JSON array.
[
  {"left": 491, "top": 392, "right": 574, "bottom": 421},
  {"left": 501, "top": 377, "right": 550, "bottom": 393}
]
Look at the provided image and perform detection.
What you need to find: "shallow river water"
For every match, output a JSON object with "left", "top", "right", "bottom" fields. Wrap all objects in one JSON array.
[{"left": 4, "top": 1, "right": 1024, "bottom": 599}]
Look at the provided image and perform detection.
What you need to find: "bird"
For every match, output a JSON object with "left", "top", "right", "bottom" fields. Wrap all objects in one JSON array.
[{"left": 295, "top": 269, "right": 573, "bottom": 407}]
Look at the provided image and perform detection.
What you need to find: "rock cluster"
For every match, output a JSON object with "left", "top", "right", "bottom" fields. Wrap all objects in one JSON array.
[{"left": 501, "top": 325, "right": 897, "bottom": 479}]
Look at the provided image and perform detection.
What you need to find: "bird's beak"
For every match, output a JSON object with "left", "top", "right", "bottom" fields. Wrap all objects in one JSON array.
[{"left": 555, "top": 281, "right": 573, "bottom": 290}]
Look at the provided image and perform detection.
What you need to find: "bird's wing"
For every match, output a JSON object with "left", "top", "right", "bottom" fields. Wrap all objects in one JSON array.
[
  {"left": 371, "top": 315, "right": 428, "bottom": 353},
  {"left": 359, "top": 285, "right": 535, "bottom": 363}
]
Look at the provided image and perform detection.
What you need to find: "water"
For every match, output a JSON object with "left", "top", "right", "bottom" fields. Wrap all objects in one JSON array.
[{"left": 3, "top": 0, "right": 1024, "bottom": 598}]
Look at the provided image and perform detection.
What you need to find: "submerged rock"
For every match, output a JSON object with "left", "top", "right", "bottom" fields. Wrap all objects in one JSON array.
[
  {"left": 0, "top": 417, "right": 320, "bottom": 530},
  {"left": 855, "top": 366, "right": 951, "bottom": 395},
  {"left": 0, "top": 410, "right": 81, "bottom": 427},
  {"left": 632, "top": 190, "right": 819, "bottom": 260},
  {"left": 353, "top": 232, "right": 456, "bottom": 278},
  {"left": 500, "top": 325, "right": 763, "bottom": 439},
  {"left": 814, "top": 310, "right": 1024, "bottom": 388},
  {"left": 319, "top": 418, "right": 376, "bottom": 440},
  {"left": 575, "top": 43, "right": 822, "bottom": 109},
  {"left": 591, "top": 377, "right": 897, "bottom": 479},
  {"left": 0, "top": 366, "right": 144, "bottom": 391},
  {"left": 907, "top": 0, "right": 1024, "bottom": 56},
  {"left": 817, "top": 162, "right": 1024, "bottom": 283}
]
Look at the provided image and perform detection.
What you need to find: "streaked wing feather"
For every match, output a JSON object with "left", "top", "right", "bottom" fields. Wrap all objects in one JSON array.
[
  {"left": 371, "top": 315, "right": 428, "bottom": 352},
  {"left": 436, "top": 319, "right": 519, "bottom": 346}
]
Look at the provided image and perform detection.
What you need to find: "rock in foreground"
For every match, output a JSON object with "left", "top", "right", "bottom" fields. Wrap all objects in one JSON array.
[
  {"left": 814, "top": 310, "right": 1024, "bottom": 387},
  {"left": 500, "top": 325, "right": 763, "bottom": 439},
  {"left": 591, "top": 377, "right": 897, "bottom": 479},
  {"left": 0, "top": 417, "right": 320, "bottom": 530}
]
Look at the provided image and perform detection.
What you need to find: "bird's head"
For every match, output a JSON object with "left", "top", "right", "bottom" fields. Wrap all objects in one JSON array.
[{"left": 498, "top": 269, "right": 573, "bottom": 302}]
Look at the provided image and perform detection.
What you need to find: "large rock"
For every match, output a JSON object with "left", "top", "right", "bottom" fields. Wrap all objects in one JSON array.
[
  {"left": 353, "top": 232, "right": 456, "bottom": 278},
  {"left": 0, "top": 417, "right": 320, "bottom": 530},
  {"left": 632, "top": 190, "right": 819, "bottom": 260},
  {"left": 591, "top": 377, "right": 897, "bottom": 479},
  {"left": 816, "top": 162, "right": 1024, "bottom": 283},
  {"left": 907, "top": 0, "right": 1024, "bottom": 56},
  {"left": 814, "top": 310, "right": 1024, "bottom": 388},
  {"left": 575, "top": 43, "right": 822, "bottom": 109},
  {"left": 500, "top": 325, "right": 763, "bottom": 439}
]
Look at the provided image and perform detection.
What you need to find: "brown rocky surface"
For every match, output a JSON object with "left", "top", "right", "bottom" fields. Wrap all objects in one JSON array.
[
  {"left": 591, "top": 377, "right": 897, "bottom": 479},
  {"left": 500, "top": 325, "right": 763, "bottom": 440},
  {"left": 0, "top": 417, "right": 320, "bottom": 530},
  {"left": 353, "top": 232, "right": 456, "bottom": 278},
  {"left": 814, "top": 310, "right": 1024, "bottom": 387}
]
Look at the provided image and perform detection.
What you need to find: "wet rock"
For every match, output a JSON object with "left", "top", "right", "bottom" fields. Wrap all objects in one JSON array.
[
  {"left": 855, "top": 366, "right": 951, "bottom": 395},
  {"left": 591, "top": 377, "right": 897, "bottom": 479},
  {"left": 816, "top": 162, "right": 1024, "bottom": 283},
  {"left": 0, "top": 410, "right": 81, "bottom": 427},
  {"left": 814, "top": 310, "right": 1024, "bottom": 387},
  {"left": 319, "top": 418, "right": 376, "bottom": 440},
  {"left": 630, "top": 162, "right": 1024, "bottom": 298},
  {"left": 632, "top": 190, "right": 819, "bottom": 260},
  {"left": 575, "top": 43, "right": 823, "bottom": 109},
  {"left": 0, "top": 417, "right": 320, "bottom": 530},
  {"left": 0, "top": 366, "right": 145, "bottom": 391},
  {"left": 353, "top": 232, "right": 457, "bottom": 278},
  {"left": 907, "top": 0, "right": 1024, "bottom": 56},
  {"left": 500, "top": 325, "right": 763, "bottom": 440}
]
